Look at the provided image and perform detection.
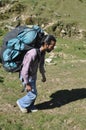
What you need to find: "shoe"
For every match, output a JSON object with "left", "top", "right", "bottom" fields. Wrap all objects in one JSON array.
[
  {"left": 16, "top": 100, "right": 27, "bottom": 113},
  {"left": 30, "top": 106, "right": 38, "bottom": 113}
]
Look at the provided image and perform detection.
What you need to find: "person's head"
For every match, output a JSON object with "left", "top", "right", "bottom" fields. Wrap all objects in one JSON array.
[{"left": 41, "top": 35, "right": 56, "bottom": 53}]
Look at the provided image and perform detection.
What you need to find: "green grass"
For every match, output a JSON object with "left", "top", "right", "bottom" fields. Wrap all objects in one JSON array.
[
  {"left": 0, "top": 0, "right": 86, "bottom": 129},
  {"left": 19, "top": 0, "right": 86, "bottom": 29},
  {"left": 54, "top": 38, "right": 86, "bottom": 60},
  {"left": 0, "top": 38, "right": 86, "bottom": 130}
]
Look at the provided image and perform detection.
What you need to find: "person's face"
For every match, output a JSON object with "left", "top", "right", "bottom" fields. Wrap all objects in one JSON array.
[{"left": 46, "top": 40, "right": 56, "bottom": 53}]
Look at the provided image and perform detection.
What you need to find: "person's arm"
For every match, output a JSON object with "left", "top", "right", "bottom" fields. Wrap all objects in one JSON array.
[{"left": 39, "top": 52, "right": 46, "bottom": 82}]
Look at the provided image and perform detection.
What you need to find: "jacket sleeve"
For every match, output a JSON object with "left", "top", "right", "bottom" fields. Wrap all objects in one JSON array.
[{"left": 39, "top": 52, "right": 46, "bottom": 77}]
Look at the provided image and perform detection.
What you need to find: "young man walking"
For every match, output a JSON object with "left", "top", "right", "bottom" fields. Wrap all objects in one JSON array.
[{"left": 16, "top": 35, "right": 56, "bottom": 113}]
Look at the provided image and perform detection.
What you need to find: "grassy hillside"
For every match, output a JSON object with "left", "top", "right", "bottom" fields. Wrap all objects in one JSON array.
[
  {"left": 0, "top": 38, "right": 86, "bottom": 130},
  {"left": 19, "top": 0, "right": 86, "bottom": 28},
  {"left": 0, "top": 0, "right": 86, "bottom": 39},
  {"left": 0, "top": 0, "right": 86, "bottom": 130},
  {"left": 0, "top": 0, "right": 86, "bottom": 28}
]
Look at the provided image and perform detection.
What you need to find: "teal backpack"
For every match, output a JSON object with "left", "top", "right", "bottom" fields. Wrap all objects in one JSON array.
[{"left": 0, "top": 25, "right": 44, "bottom": 72}]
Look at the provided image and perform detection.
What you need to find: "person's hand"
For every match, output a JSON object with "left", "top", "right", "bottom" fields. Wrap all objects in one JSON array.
[
  {"left": 41, "top": 76, "right": 46, "bottom": 82},
  {"left": 26, "top": 85, "right": 32, "bottom": 92}
]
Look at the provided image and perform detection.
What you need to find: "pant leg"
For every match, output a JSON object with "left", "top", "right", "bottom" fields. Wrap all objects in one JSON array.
[{"left": 18, "top": 77, "right": 37, "bottom": 108}]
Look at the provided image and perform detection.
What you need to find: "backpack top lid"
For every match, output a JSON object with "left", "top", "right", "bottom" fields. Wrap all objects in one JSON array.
[{"left": 33, "top": 25, "right": 44, "bottom": 38}]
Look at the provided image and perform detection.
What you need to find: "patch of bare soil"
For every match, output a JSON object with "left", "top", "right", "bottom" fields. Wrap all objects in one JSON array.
[{"left": 0, "top": 103, "right": 17, "bottom": 114}]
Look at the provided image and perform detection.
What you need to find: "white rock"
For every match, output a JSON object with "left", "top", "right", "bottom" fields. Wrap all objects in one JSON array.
[{"left": 45, "top": 58, "right": 52, "bottom": 63}]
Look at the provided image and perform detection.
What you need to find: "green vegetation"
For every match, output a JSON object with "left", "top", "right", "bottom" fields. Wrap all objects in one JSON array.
[
  {"left": 0, "top": 0, "right": 86, "bottom": 130},
  {"left": 0, "top": 38, "right": 86, "bottom": 130},
  {"left": 19, "top": 0, "right": 86, "bottom": 28}
]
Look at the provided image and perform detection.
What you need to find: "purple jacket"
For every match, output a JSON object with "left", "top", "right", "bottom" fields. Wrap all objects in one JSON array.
[{"left": 20, "top": 49, "right": 45, "bottom": 84}]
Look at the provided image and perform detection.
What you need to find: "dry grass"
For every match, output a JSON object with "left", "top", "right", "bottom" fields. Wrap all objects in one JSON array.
[{"left": 0, "top": 38, "right": 86, "bottom": 130}]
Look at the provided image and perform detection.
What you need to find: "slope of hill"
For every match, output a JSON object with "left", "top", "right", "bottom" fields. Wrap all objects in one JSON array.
[
  {"left": 16, "top": 0, "right": 86, "bottom": 28},
  {"left": 0, "top": 1, "right": 86, "bottom": 130},
  {"left": 0, "top": 0, "right": 86, "bottom": 34},
  {"left": 20, "top": 0, "right": 86, "bottom": 27}
]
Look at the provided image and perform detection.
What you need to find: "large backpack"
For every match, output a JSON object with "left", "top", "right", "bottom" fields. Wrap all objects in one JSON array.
[{"left": 0, "top": 25, "right": 44, "bottom": 72}]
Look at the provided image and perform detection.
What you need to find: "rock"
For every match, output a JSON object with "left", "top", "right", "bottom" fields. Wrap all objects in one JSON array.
[{"left": 45, "top": 58, "right": 52, "bottom": 63}]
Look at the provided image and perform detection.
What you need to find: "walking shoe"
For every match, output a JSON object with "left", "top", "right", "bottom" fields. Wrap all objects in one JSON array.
[
  {"left": 16, "top": 100, "right": 27, "bottom": 113},
  {"left": 30, "top": 106, "right": 38, "bottom": 113}
]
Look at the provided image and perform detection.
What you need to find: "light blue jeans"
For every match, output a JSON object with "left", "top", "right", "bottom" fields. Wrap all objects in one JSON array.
[{"left": 17, "top": 76, "right": 37, "bottom": 108}]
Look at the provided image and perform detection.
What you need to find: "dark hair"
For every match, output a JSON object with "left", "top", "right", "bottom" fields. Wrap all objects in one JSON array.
[{"left": 41, "top": 35, "right": 56, "bottom": 45}]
